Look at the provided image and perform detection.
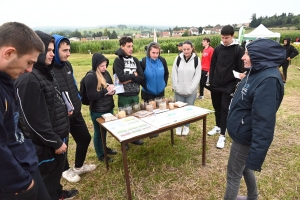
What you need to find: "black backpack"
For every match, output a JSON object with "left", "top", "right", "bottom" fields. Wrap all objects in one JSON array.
[
  {"left": 176, "top": 55, "right": 199, "bottom": 69},
  {"left": 79, "top": 70, "right": 95, "bottom": 106}
]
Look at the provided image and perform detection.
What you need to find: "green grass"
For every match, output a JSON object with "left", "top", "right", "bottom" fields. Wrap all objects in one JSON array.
[{"left": 63, "top": 53, "right": 300, "bottom": 200}]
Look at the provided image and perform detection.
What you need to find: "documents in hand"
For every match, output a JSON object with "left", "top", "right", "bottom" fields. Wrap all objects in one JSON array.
[
  {"left": 113, "top": 74, "right": 125, "bottom": 94},
  {"left": 105, "top": 85, "right": 122, "bottom": 95},
  {"left": 62, "top": 91, "right": 74, "bottom": 112}
]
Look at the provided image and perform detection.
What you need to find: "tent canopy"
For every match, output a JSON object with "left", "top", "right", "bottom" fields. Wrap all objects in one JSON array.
[{"left": 244, "top": 24, "right": 280, "bottom": 41}]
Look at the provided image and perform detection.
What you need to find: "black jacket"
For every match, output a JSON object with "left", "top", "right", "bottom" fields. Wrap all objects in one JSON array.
[
  {"left": 15, "top": 31, "right": 69, "bottom": 173},
  {"left": 209, "top": 42, "right": 245, "bottom": 94},
  {"left": 0, "top": 71, "right": 38, "bottom": 193},
  {"left": 227, "top": 39, "right": 285, "bottom": 172},
  {"left": 53, "top": 61, "right": 82, "bottom": 117},
  {"left": 282, "top": 38, "right": 299, "bottom": 65},
  {"left": 113, "top": 48, "right": 144, "bottom": 96},
  {"left": 85, "top": 53, "right": 114, "bottom": 113}
]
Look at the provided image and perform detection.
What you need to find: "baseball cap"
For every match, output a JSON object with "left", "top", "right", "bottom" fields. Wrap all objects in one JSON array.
[{"left": 176, "top": 42, "right": 183, "bottom": 47}]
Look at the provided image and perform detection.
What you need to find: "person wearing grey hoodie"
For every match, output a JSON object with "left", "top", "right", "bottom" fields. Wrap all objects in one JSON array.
[{"left": 224, "top": 38, "right": 285, "bottom": 200}]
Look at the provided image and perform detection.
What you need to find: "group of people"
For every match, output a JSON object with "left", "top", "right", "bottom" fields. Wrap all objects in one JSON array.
[{"left": 0, "top": 21, "right": 289, "bottom": 200}]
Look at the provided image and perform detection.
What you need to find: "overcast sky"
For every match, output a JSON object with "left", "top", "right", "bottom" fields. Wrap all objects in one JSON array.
[{"left": 0, "top": 0, "right": 299, "bottom": 29}]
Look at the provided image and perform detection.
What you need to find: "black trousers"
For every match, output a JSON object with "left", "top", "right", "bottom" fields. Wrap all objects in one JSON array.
[
  {"left": 0, "top": 168, "right": 51, "bottom": 200},
  {"left": 280, "top": 62, "right": 289, "bottom": 82},
  {"left": 41, "top": 153, "right": 66, "bottom": 200},
  {"left": 65, "top": 112, "right": 91, "bottom": 169},
  {"left": 211, "top": 90, "right": 232, "bottom": 136},
  {"left": 199, "top": 70, "right": 208, "bottom": 96}
]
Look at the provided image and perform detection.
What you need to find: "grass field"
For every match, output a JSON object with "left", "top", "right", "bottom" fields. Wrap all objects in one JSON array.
[{"left": 63, "top": 53, "right": 300, "bottom": 200}]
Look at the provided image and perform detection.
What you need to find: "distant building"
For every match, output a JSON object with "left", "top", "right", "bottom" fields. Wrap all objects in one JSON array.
[
  {"left": 189, "top": 28, "right": 199, "bottom": 35},
  {"left": 161, "top": 31, "right": 171, "bottom": 37},
  {"left": 202, "top": 27, "right": 221, "bottom": 34},
  {"left": 172, "top": 30, "right": 185, "bottom": 37},
  {"left": 69, "top": 37, "right": 80, "bottom": 41},
  {"left": 141, "top": 33, "right": 150, "bottom": 38},
  {"left": 100, "top": 36, "right": 109, "bottom": 40}
]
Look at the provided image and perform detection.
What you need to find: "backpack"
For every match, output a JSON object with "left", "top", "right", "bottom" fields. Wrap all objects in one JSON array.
[
  {"left": 176, "top": 55, "right": 199, "bottom": 69},
  {"left": 79, "top": 70, "right": 95, "bottom": 105}
]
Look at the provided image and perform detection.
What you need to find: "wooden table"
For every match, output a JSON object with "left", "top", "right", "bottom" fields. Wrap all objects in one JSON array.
[{"left": 96, "top": 106, "right": 210, "bottom": 200}]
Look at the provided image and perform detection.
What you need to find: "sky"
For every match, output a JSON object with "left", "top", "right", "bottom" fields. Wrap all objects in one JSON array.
[{"left": 0, "top": 0, "right": 299, "bottom": 29}]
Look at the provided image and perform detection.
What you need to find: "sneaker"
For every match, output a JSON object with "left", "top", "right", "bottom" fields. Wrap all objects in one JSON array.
[
  {"left": 106, "top": 147, "right": 117, "bottom": 155},
  {"left": 98, "top": 155, "right": 113, "bottom": 162},
  {"left": 73, "top": 164, "right": 97, "bottom": 175},
  {"left": 182, "top": 126, "right": 189, "bottom": 136},
  {"left": 59, "top": 189, "right": 78, "bottom": 200},
  {"left": 175, "top": 127, "right": 182, "bottom": 135},
  {"left": 216, "top": 135, "right": 226, "bottom": 149},
  {"left": 62, "top": 168, "right": 81, "bottom": 183},
  {"left": 236, "top": 196, "right": 247, "bottom": 200},
  {"left": 208, "top": 126, "right": 220, "bottom": 136},
  {"left": 197, "top": 96, "right": 204, "bottom": 99},
  {"left": 131, "top": 139, "right": 144, "bottom": 145}
]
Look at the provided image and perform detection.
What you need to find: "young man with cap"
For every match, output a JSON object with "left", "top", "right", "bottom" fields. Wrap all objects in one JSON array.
[
  {"left": 208, "top": 25, "right": 245, "bottom": 149},
  {"left": 0, "top": 22, "right": 51, "bottom": 200},
  {"left": 224, "top": 38, "right": 285, "bottom": 200},
  {"left": 176, "top": 42, "right": 183, "bottom": 54}
]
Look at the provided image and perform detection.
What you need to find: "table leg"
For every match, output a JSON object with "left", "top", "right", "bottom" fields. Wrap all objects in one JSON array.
[
  {"left": 202, "top": 116, "right": 207, "bottom": 165},
  {"left": 171, "top": 129, "right": 174, "bottom": 145},
  {"left": 121, "top": 142, "right": 132, "bottom": 200},
  {"left": 100, "top": 126, "right": 109, "bottom": 170}
]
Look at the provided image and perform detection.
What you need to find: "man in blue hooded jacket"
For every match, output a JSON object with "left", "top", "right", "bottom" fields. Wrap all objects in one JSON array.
[
  {"left": 52, "top": 35, "right": 97, "bottom": 183},
  {"left": 224, "top": 38, "right": 285, "bottom": 200}
]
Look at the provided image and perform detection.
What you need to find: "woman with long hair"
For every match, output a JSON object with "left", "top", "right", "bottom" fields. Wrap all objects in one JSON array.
[{"left": 85, "top": 53, "right": 117, "bottom": 162}]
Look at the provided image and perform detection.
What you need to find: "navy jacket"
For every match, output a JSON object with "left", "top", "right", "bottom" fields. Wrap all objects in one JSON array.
[
  {"left": 0, "top": 71, "right": 38, "bottom": 193},
  {"left": 227, "top": 39, "right": 285, "bottom": 172}
]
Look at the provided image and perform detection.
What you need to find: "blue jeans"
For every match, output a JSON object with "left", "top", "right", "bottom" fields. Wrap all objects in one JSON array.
[
  {"left": 174, "top": 92, "right": 197, "bottom": 127},
  {"left": 90, "top": 110, "right": 113, "bottom": 158},
  {"left": 224, "top": 140, "right": 258, "bottom": 200}
]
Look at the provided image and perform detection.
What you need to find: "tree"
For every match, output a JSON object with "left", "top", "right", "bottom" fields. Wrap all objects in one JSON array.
[
  {"left": 103, "top": 28, "right": 108, "bottom": 36},
  {"left": 250, "top": 13, "right": 257, "bottom": 28},
  {"left": 110, "top": 30, "right": 118, "bottom": 39},
  {"left": 107, "top": 31, "right": 111, "bottom": 38},
  {"left": 198, "top": 27, "right": 203, "bottom": 34},
  {"left": 70, "top": 29, "right": 82, "bottom": 38},
  {"left": 182, "top": 30, "right": 189, "bottom": 37},
  {"left": 173, "top": 26, "right": 181, "bottom": 31}
]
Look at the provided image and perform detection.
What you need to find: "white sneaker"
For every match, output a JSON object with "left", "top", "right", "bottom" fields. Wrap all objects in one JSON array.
[
  {"left": 73, "top": 164, "right": 97, "bottom": 175},
  {"left": 62, "top": 168, "right": 81, "bottom": 183},
  {"left": 176, "top": 127, "right": 183, "bottom": 135},
  {"left": 198, "top": 96, "right": 204, "bottom": 99},
  {"left": 208, "top": 126, "right": 220, "bottom": 136},
  {"left": 182, "top": 126, "right": 189, "bottom": 136},
  {"left": 216, "top": 135, "right": 226, "bottom": 149}
]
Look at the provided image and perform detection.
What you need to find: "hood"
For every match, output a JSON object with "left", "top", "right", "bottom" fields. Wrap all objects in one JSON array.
[
  {"left": 115, "top": 48, "right": 129, "bottom": 57},
  {"left": 221, "top": 39, "right": 239, "bottom": 46},
  {"left": 53, "top": 34, "right": 70, "bottom": 65},
  {"left": 283, "top": 37, "right": 291, "bottom": 46},
  {"left": 34, "top": 31, "right": 54, "bottom": 67},
  {"left": 247, "top": 38, "right": 286, "bottom": 72},
  {"left": 92, "top": 53, "right": 109, "bottom": 71},
  {"left": 146, "top": 42, "right": 159, "bottom": 58}
]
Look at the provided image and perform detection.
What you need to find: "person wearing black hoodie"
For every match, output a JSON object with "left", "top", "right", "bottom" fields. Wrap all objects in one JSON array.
[
  {"left": 113, "top": 36, "right": 145, "bottom": 150},
  {"left": 224, "top": 38, "right": 285, "bottom": 200},
  {"left": 0, "top": 22, "right": 50, "bottom": 200},
  {"left": 52, "top": 34, "right": 96, "bottom": 183},
  {"left": 280, "top": 37, "right": 299, "bottom": 82},
  {"left": 15, "top": 31, "right": 78, "bottom": 200},
  {"left": 85, "top": 53, "right": 116, "bottom": 162},
  {"left": 208, "top": 25, "right": 245, "bottom": 149}
]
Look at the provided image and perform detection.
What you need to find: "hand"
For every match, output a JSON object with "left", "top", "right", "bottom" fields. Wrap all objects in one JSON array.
[
  {"left": 55, "top": 142, "right": 67, "bottom": 154},
  {"left": 68, "top": 111, "right": 73, "bottom": 116},
  {"left": 26, "top": 180, "right": 34, "bottom": 191},
  {"left": 134, "top": 72, "right": 138, "bottom": 76},
  {"left": 239, "top": 73, "right": 246, "bottom": 80},
  {"left": 120, "top": 80, "right": 131, "bottom": 84},
  {"left": 287, "top": 57, "right": 291, "bottom": 61},
  {"left": 106, "top": 84, "right": 114, "bottom": 91}
]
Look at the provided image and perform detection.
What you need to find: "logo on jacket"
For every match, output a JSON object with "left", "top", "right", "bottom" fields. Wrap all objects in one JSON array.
[
  {"left": 67, "top": 71, "right": 71, "bottom": 75},
  {"left": 241, "top": 83, "right": 250, "bottom": 96}
]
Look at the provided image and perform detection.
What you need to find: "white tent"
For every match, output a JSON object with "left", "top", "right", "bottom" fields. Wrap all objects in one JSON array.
[{"left": 244, "top": 24, "right": 281, "bottom": 41}]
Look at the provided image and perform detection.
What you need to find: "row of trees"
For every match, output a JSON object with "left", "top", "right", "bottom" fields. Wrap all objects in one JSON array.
[
  {"left": 51, "top": 28, "right": 118, "bottom": 39},
  {"left": 250, "top": 13, "right": 300, "bottom": 29}
]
